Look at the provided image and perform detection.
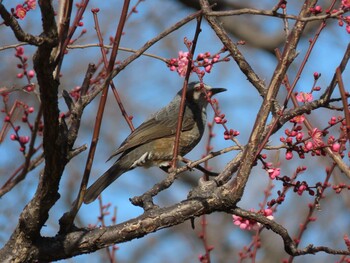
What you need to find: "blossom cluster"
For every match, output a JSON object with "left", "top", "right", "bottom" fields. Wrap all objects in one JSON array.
[
  {"left": 2, "top": 99, "right": 42, "bottom": 153},
  {"left": 337, "top": 0, "right": 350, "bottom": 33},
  {"left": 12, "top": 0, "right": 36, "bottom": 20},
  {"left": 15, "top": 47, "right": 36, "bottom": 92},
  {"left": 232, "top": 209, "right": 274, "bottom": 231},
  {"left": 168, "top": 48, "right": 229, "bottom": 78},
  {"left": 280, "top": 114, "right": 345, "bottom": 162}
]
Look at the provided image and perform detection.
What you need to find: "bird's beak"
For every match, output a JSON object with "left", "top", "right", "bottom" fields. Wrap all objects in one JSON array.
[{"left": 210, "top": 87, "right": 227, "bottom": 95}]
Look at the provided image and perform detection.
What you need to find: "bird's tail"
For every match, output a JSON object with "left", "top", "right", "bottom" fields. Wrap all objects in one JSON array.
[{"left": 83, "top": 162, "right": 127, "bottom": 204}]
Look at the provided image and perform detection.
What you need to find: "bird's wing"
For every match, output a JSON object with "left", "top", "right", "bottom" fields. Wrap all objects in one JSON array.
[{"left": 108, "top": 111, "right": 195, "bottom": 160}]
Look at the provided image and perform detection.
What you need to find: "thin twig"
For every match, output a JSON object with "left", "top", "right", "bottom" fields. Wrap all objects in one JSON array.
[
  {"left": 207, "top": 8, "right": 344, "bottom": 22},
  {"left": 172, "top": 16, "right": 202, "bottom": 168}
]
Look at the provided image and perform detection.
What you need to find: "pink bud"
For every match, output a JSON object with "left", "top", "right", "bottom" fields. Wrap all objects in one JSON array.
[
  {"left": 214, "top": 116, "right": 222, "bottom": 124},
  {"left": 296, "top": 132, "right": 303, "bottom": 141},
  {"left": 25, "top": 85, "right": 34, "bottom": 92},
  {"left": 197, "top": 53, "right": 204, "bottom": 60},
  {"left": 27, "top": 70, "right": 35, "bottom": 78},
  {"left": 285, "top": 151, "right": 293, "bottom": 160},
  {"left": 332, "top": 143, "right": 340, "bottom": 152},
  {"left": 314, "top": 5, "right": 322, "bottom": 13},
  {"left": 205, "top": 65, "right": 212, "bottom": 73},
  {"left": 19, "top": 136, "right": 30, "bottom": 144},
  {"left": 305, "top": 141, "right": 313, "bottom": 150}
]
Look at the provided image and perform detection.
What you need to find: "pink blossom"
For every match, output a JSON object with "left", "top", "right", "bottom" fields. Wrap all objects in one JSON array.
[
  {"left": 232, "top": 215, "right": 258, "bottom": 231},
  {"left": 15, "top": 4, "right": 27, "bottom": 20},
  {"left": 342, "top": 0, "right": 350, "bottom": 8},
  {"left": 310, "top": 128, "right": 323, "bottom": 147},
  {"left": 233, "top": 209, "right": 274, "bottom": 230},
  {"left": 267, "top": 167, "right": 280, "bottom": 180},
  {"left": 176, "top": 51, "right": 190, "bottom": 77},
  {"left": 296, "top": 92, "right": 313, "bottom": 102},
  {"left": 26, "top": 0, "right": 36, "bottom": 10},
  {"left": 290, "top": 115, "right": 305, "bottom": 123}
]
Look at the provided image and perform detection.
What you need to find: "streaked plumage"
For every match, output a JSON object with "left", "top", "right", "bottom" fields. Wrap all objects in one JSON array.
[{"left": 83, "top": 82, "right": 226, "bottom": 204}]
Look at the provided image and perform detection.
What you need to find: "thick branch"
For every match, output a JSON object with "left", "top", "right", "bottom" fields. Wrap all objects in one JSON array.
[
  {"left": 37, "top": 184, "right": 235, "bottom": 261},
  {"left": 0, "top": 3, "right": 57, "bottom": 46}
]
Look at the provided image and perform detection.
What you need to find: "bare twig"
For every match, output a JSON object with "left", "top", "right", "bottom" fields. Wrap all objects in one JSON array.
[
  {"left": 207, "top": 8, "right": 344, "bottom": 22},
  {"left": 172, "top": 16, "right": 202, "bottom": 168}
]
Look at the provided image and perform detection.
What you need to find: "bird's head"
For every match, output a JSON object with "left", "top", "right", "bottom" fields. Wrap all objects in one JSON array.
[{"left": 183, "top": 82, "right": 226, "bottom": 108}]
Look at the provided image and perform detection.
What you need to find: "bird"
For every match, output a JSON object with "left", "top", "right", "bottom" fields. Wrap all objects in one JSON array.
[{"left": 83, "top": 82, "right": 226, "bottom": 204}]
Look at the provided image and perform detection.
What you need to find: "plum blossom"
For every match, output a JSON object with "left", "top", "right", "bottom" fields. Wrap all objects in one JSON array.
[
  {"left": 15, "top": 5, "right": 27, "bottom": 20},
  {"left": 169, "top": 51, "right": 190, "bottom": 77},
  {"left": 342, "top": 0, "right": 350, "bottom": 8},
  {"left": 290, "top": 115, "right": 305, "bottom": 123},
  {"left": 267, "top": 167, "right": 280, "bottom": 180},
  {"left": 26, "top": 0, "right": 36, "bottom": 10},
  {"left": 310, "top": 128, "right": 323, "bottom": 147},
  {"left": 233, "top": 215, "right": 258, "bottom": 230},
  {"left": 296, "top": 92, "right": 313, "bottom": 103},
  {"left": 233, "top": 209, "right": 274, "bottom": 231}
]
